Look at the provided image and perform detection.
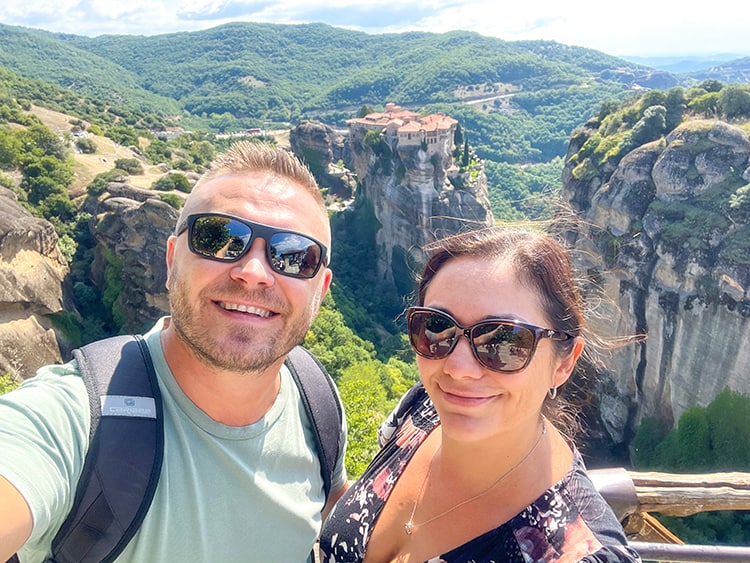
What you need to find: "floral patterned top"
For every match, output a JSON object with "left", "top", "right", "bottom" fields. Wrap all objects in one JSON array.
[{"left": 319, "top": 384, "right": 641, "bottom": 563}]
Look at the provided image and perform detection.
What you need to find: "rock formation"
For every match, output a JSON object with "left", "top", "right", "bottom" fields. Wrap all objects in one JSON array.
[
  {"left": 289, "top": 121, "right": 357, "bottom": 199},
  {"left": 0, "top": 187, "right": 68, "bottom": 380},
  {"left": 344, "top": 105, "right": 493, "bottom": 288},
  {"left": 85, "top": 185, "right": 178, "bottom": 335},
  {"left": 562, "top": 118, "right": 750, "bottom": 446}
]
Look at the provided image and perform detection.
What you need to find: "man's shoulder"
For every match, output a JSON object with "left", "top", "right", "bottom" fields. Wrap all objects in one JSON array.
[{"left": 14, "top": 359, "right": 86, "bottom": 400}]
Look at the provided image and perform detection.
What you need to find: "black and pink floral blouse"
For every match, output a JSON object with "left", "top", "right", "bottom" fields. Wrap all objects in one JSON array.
[{"left": 319, "top": 384, "right": 641, "bottom": 563}]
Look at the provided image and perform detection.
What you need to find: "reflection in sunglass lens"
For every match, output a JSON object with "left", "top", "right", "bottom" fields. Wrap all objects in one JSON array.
[
  {"left": 417, "top": 311, "right": 458, "bottom": 357},
  {"left": 472, "top": 323, "right": 534, "bottom": 372},
  {"left": 191, "top": 216, "right": 250, "bottom": 259},
  {"left": 187, "top": 214, "right": 326, "bottom": 279},
  {"left": 408, "top": 309, "right": 539, "bottom": 373},
  {"left": 269, "top": 233, "right": 323, "bottom": 277}
]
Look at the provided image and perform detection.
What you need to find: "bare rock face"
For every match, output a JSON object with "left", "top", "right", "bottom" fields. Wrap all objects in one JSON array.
[
  {"left": 289, "top": 121, "right": 357, "bottom": 199},
  {"left": 562, "top": 119, "right": 750, "bottom": 446},
  {"left": 0, "top": 188, "right": 68, "bottom": 379},
  {"left": 87, "top": 190, "right": 178, "bottom": 334}
]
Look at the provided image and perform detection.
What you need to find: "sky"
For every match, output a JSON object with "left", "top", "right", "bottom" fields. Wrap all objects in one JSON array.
[{"left": 0, "top": 0, "right": 748, "bottom": 59}]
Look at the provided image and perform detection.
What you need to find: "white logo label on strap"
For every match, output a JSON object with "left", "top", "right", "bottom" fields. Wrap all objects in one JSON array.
[{"left": 101, "top": 395, "right": 157, "bottom": 418}]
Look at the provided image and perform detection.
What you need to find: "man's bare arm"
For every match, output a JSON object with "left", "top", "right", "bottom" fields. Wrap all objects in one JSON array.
[
  {"left": 321, "top": 481, "right": 349, "bottom": 523},
  {"left": 0, "top": 475, "right": 32, "bottom": 560}
]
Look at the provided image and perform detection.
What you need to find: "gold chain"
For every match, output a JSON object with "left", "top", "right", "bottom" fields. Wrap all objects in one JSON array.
[{"left": 404, "top": 419, "right": 547, "bottom": 535}]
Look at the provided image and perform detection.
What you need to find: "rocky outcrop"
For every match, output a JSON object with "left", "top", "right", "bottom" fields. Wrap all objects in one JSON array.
[
  {"left": 289, "top": 121, "right": 357, "bottom": 199},
  {"left": 0, "top": 188, "right": 68, "bottom": 380},
  {"left": 86, "top": 188, "right": 178, "bottom": 334},
  {"left": 562, "top": 119, "right": 750, "bottom": 446}
]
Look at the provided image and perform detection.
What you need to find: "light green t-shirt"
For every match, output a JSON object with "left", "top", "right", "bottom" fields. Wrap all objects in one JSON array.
[{"left": 0, "top": 318, "right": 347, "bottom": 562}]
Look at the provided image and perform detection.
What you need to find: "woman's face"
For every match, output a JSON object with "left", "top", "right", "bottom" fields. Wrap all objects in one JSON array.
[{"left": 416, "top": 255, "right": 576, "bottom": 444}]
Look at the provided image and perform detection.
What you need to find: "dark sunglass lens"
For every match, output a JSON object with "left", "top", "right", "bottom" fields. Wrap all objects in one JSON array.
[
  {"left": 410, "top": 311, "right": 457, "bottom": 358},
  {"left": 472, "top": 323, "right": 535, "bottom": 372},
  {"left": 269, "top": 233, "right": 322, "bottom": 277},
  {"left": 191, "top": 216, "right": 252, "bottom": 260}
]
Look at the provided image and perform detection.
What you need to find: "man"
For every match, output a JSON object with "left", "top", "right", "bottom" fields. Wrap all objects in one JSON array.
[{"left": 0, "top": 141, "right": 348, "bottom": 561}]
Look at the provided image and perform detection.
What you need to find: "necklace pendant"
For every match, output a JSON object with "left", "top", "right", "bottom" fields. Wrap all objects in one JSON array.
[{"left": 404, "top": 521, "right": 414, "bottom": 535}]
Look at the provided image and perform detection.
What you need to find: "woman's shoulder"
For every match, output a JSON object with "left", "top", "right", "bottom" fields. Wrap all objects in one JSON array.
[
  {"left": 377, "top": 383, "right": 434, "bottom": 446},
  {"left": 505, "top": 451, "right": 640, "bottom": 562}
]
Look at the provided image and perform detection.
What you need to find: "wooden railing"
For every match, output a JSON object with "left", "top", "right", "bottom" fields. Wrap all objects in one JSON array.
[{"left": 589, "top": 468, "right": 750, "bottom": 562}]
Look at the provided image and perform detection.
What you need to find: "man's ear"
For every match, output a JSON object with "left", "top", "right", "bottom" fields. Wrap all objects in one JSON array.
[
  {"left": 165, "top": 235, "right": 177, "bottom": 290},
  {"left": 312, "top": 268, "right": 333, "bottom": 316},
  {"left": 553, "top": 336, "right": 584, "bottom": 388}
]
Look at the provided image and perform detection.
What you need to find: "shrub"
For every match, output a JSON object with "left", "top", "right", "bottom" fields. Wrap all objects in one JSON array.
[
  {"left": 152, "top": 173, "right": 191, "bottom": 193},
  {"left": 75, "top": 137, "right": 97, "bottom": 154},
  {"left": 160, "top": 193, "right": 184, "bottom": 209},
  {"left": 114, "top": 158, "right": 144, "bottom": 175}
]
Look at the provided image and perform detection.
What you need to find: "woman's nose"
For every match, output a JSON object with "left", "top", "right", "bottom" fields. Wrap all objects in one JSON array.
[{"left": 443, "top": 335, "right": 485, "bottom": 380}]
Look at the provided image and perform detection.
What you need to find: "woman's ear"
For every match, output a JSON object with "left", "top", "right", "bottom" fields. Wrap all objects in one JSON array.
[{"left": 553, "top": 336, "right": 584, "bottom": 388}]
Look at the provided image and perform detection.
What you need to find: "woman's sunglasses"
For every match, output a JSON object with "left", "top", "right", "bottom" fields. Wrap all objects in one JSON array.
[
  {"left": 407, "top": 307, "right": 573, "bottom": 373},
  {"left": 176, "top": 213, "right": 328, "bottom": 279}
]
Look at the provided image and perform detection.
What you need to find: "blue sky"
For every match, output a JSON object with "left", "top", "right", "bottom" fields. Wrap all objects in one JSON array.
[{"left": 1, "top": 0, "right": 748, "bottom": 58}]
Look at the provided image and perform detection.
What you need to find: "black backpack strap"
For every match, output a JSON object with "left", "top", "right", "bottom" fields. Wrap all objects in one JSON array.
[
  {"left": 49, "top": 335, "right": 164, "bottom": 563},
  {"left": 284, "top": 345, "right": 342, "bottom": 500}
]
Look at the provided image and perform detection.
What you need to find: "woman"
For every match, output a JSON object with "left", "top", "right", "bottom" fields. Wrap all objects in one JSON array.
[{"left": 319, "top": 226, "right": 641, "bottom": 562}]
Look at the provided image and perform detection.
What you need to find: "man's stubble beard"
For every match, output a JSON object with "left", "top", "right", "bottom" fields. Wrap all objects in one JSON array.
[{"left": 167, "top": 274, "right": 314, "bottom": 374}]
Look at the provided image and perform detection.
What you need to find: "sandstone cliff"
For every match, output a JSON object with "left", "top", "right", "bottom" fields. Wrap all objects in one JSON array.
[
  {"left": 0, "top": 187, "right": 68, "bottom": 380},
  {"left": 562, "top": 118, "right": 750, "bottom": 445}
]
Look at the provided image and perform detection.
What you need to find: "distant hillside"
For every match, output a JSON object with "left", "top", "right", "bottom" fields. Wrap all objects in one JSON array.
[
  {"left": 688, "top": 56, "right": 750, "bottom": 84},
  {"left": 1, "top": 20, "right": 688, "bottom": 188},
  {"left": 0, "top": 24, "right": 180, "bottom": 116},
  {"left": 58, "top": 23, "right": 664, "bottom": 123},
  {"left": 622, "top": 53, "right": 749, "bottom": 73},
  {"left": 1, "top": 22, "right": 665, "bottom": 129}
]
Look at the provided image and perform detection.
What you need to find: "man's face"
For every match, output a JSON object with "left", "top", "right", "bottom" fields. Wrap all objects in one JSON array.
[{"left": 165, "top": 171, "right": 332, "bottom": 374}]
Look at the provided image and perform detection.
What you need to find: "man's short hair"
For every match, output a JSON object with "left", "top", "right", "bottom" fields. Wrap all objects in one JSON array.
[{"left": 176, "top": 141, "right": 326, "bottom": 234}]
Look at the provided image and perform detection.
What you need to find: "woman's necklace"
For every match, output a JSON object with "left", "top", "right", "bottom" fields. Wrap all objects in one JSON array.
[{"left": 404, "top": 419, "right": 547, "bottom": 535}]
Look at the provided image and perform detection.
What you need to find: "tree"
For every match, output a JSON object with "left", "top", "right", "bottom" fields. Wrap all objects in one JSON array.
[
  {"left": 699, "top": 79, "right": 724, "bottom": 93},
  {"left": 0, "top": 128, "right": 22, "bottom": 168},
  {"left": 718, "top": 85, "right": 750, "bottom": 120},
  {"left": 688, "top": 92, "right": 719, "bottom": 117},
  {"left": 337, "top": 361, "right": 390, "bottom": 478},
  {"left": 631, "top": 417, "right": 669, "bottom": 467},
  {"left": 105, "top": 124, "right": 140, "bottom": 147},
  {"left": 145, "top": 138, "right": 172, "bottom": 164},
  {"left": 706, "top": 388, "right": 750, "bottom": 468},
  {"left": 454, "top": 122, "right": 464, "bottom": 147},
  {"left": 19, "top": 123, "right": 67, "bottom": 160},
  {"left": 188, "top": 140, "right": 216, "bottom": 167},
  {"left": 626, "top": 105, "right": 666, "bottom": 149},
  {"left": 357, "top": 105, "right": 375, "bottom": 118},
  {"left": 676, "top": 407, "right": 711, "bottom": 470},
  {"left": 664, "top": 87, "right": 686, "bottom": 131},
  {"left": 0, "top": 372, "right": 19, "bottom": 395}
]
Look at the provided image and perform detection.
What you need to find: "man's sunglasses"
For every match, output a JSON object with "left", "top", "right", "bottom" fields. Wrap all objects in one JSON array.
[
  {"left": 406, "top": 307, "right": 573, "bottom": 373},
  {"left": 176, "top": 213, "right": 328, "bottom": 279}
]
